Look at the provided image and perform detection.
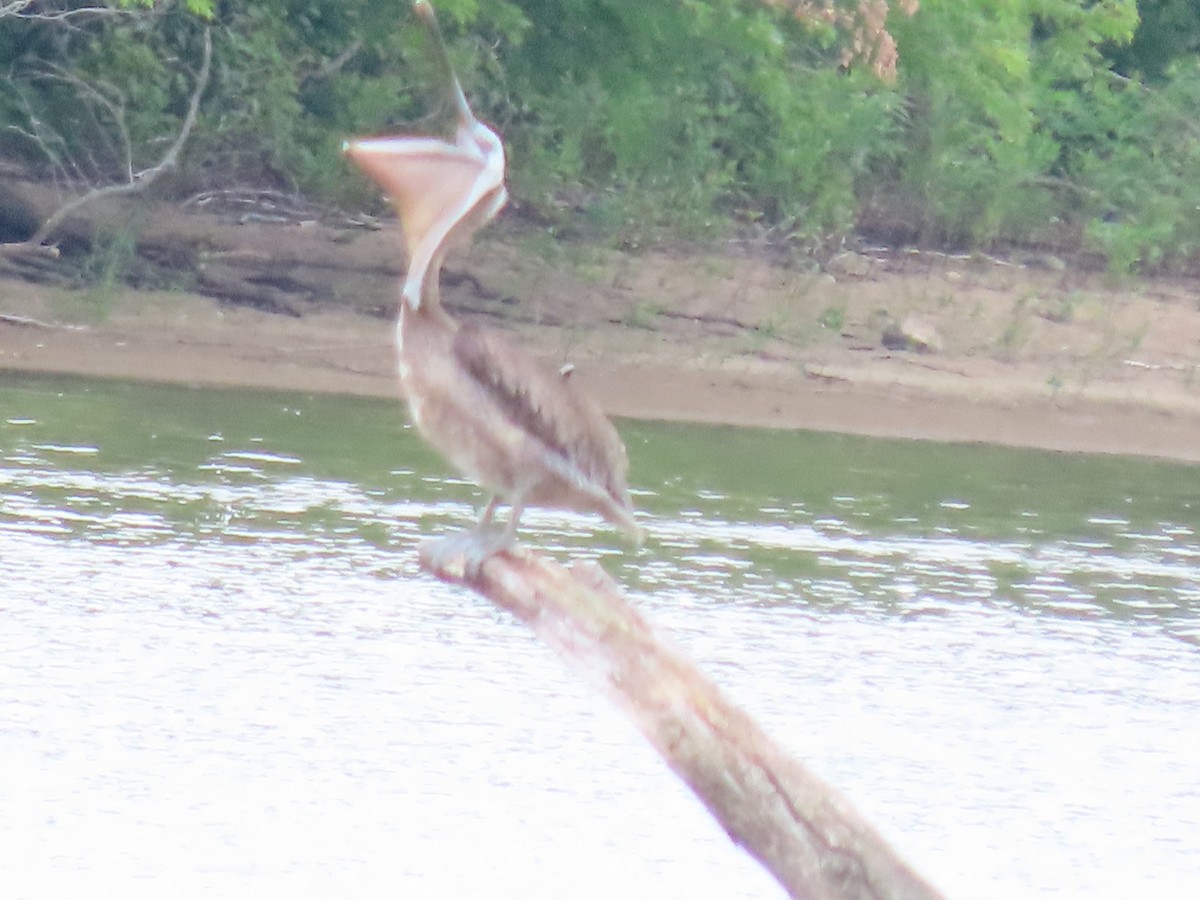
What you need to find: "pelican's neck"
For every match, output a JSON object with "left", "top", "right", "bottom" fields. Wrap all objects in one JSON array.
[
  {"left": 398, "top": 273, "right": 456, "bottom": 335},
  {"left": 402, "top": 244, "right": 454, "bottom": 321}
]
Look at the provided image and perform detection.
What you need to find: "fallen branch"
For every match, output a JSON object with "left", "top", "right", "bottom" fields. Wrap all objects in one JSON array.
[
  {"left": 0, "top": 312, "right": 64, "bottom": 329},
  {"left": 1, "top": 27, "right": 211, "bottom": 258},
  {"left": 0, "top": 1, "right": 131, "bottom": 20},
  {"left": 0, "top": 241, "right": 61, "bottom": 260},
  {"left": 420, "top": 544, "right": 946, "bottom": 900}
]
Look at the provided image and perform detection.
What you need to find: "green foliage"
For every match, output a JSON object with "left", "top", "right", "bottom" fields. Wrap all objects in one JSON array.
[
  {"left": 817, "top": 304, "right": 845, "bottom": 332},
  {"left": 882, "top": 0, "right": 1138, "bottom": 247},
  {"left": 0, "top": 0, "right": 525, "bottom": 197},
  {"left": 5, "top": 1, "right": 1200, "bottom": 271},
  {"left": 191, "top": 0, "right": 525, "bottom": 197},
  {"left": 0, "top": 5, "right": 199, "bottom": 182},
  {"left": 497, "top": 1, "right": 896, "bottom": 243},
  {"left": 1, "top": 0, "right": 893, "bottom": 245},
  {"left": 851, "top": 0, "right": 1200, "bottom": 269},
  {"left": 79, "top": 225, "right": 140, "bottom": 313},
  {"left": 115, "top": 0, "right": 213, "bottom": 13},
  {"left": 1106, "top": 0, "right": 1200, "bottom": 81},
  {"left": 1064, "top": 62, "right": 1200, "bottom": 270}
]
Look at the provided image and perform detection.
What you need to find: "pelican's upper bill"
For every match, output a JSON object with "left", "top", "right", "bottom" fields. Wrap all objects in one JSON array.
[{"left": 344, "top": 137, "right": 422, "bottom": 155}]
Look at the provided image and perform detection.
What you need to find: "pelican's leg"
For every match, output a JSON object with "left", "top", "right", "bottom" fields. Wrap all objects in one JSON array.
[
  {"left": 504, "top": 498, "right": 525, "bottom": 542},
  {"left": 456, "top": 494, "right": 527, "bottom": 577},
  {"left": 421, "top": 495, "right": 518, "bottom": 579},
  {"left": 478, "top": 495, "right": 501, "bottom": 529}
]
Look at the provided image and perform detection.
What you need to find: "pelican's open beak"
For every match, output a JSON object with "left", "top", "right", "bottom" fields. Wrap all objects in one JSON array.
[{"left": 343, "top": 1, "right": 508, "bottom": 311}]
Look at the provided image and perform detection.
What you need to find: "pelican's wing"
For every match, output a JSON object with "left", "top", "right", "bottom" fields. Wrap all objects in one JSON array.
[
  {"left": 453, "top": 322, "right": 637, "bottom": 533},
  {"left": 345, "top": 134, "right": 507, "bottom": 308}
]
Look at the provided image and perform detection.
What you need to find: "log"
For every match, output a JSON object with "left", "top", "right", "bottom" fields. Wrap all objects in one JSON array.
[{"left": 419, "top": 543, "right": 946, "bottom": 900}]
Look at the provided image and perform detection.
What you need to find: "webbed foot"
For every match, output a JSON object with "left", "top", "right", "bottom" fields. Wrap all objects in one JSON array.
[{"left": 419, "top": 525, "right": 515, "bottom": 580}]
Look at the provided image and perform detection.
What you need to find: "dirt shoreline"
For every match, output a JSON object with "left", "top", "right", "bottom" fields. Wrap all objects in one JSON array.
[
  {"left": 4, "top": 286, "right": 1200, "bottom": 465},
  {"left": 2, "top": 210, "right": 1200, "bottom": 465}
]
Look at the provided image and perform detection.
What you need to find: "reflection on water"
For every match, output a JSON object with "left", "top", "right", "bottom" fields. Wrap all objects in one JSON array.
[{"left": 2, "top": 373, "right": 1199, "bottom": 899}]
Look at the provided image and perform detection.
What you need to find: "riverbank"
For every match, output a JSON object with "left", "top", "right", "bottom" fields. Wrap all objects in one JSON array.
[{"left": 2, "top": 205, "right": 1200, "bottom": 464}]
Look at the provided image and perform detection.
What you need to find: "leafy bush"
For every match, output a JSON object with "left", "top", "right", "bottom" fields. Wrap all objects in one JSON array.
[
  {"left": 493, "top": 1, "right": 899, "bottom": 244},
  {"left": 1064, "top": 62, "right": 1200, "bottom": 270},
  {"left": 5, "top": 0, "right": 1200, "bottom": 272},
  {"left": 880, "top": 0, "right": 1137, "bottom": 248}
]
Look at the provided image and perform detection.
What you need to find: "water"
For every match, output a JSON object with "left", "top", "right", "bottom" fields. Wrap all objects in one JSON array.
[{"left": 2, "top": 372, "right": 1198, "bottom": 899}]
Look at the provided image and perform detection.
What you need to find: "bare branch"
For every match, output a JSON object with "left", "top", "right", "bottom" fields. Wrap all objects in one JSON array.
[
  {"left": 3, "top": 84, "right": 79, "bottom": 184},
  {"left": 422, "top": 544, "right": 946, "bottom": 900},
  {"left": 0, "top": 1, "right": 138, "bottom": 22},
  {"left": 22, "top": 27, "right": 212, "bottom": 248},
  {"left": 306, "top": 38, "right": 363, "bottom": 83},
  {"left": 26, "top": 61, "right": 134, "bottom": 181},
  {"left": 0, "top": 311, "right": 66, "bottom": 328},
  {"left": 133, "top": 27, "right": 212, "bottom": 183}
]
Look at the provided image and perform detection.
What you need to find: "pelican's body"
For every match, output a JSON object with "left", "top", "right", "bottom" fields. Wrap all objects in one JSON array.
[
  {"left": 396, "top": 298, "right": 638, "bottom": 536},
  {"left": 346, "top": 1, "right": 638, "bottom": 550}
]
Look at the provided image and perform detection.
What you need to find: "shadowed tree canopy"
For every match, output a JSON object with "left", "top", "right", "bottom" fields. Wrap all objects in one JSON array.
[{"left": 1, "top": 0, "right": 1199, "bottom": 271}]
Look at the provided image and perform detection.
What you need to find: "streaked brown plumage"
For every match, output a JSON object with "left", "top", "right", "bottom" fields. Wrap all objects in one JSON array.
[{"left": 344, "top": 0, "right": 639, "bottom": 554}]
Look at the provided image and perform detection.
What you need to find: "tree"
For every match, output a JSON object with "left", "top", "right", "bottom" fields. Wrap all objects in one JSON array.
[{"left": 0, "top": 3, "right": 212, "bottom": 257}]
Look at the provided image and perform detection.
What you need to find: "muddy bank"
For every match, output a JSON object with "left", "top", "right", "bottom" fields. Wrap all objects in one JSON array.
[{"left": 2, "top": 192, "right": 1200, "bottom": 464}]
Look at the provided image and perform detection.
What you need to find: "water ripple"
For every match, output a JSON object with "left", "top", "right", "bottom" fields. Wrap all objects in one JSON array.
[{"left": 2, "top": 377, "right": 1199, "bottom": 900}]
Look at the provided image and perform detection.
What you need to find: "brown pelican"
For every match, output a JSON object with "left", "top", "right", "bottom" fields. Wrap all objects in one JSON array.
[{"left": 344, "top": 0, "right": 640, "bottom": 565}]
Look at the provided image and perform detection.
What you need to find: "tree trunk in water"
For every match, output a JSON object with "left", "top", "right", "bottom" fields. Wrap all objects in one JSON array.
[{"left": 419, "top": 543, "right": 946, "bottom": 900}]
